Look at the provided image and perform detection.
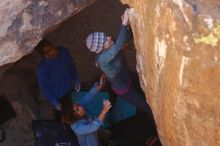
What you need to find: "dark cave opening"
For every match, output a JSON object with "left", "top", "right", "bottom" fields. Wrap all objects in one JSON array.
[{"left": 0, "top": 0, "right": 159, "bottom": 146}]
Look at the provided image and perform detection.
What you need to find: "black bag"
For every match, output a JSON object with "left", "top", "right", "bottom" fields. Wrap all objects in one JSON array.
[{"left": 32, "top": 120, "right": 79, "bottom": 146}]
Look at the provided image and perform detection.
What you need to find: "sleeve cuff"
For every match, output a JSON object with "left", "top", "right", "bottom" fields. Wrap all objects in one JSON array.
[{"left": 95, "top": 118, "right": 104, "bottom": 126}]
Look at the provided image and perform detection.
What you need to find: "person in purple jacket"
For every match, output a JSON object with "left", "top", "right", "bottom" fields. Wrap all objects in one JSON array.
[
  {"left": 85, "top": 8, "right": 154, "bottom": 121},
  {"left": 36, "top": 39, "right": 80, "bottom": 111}
]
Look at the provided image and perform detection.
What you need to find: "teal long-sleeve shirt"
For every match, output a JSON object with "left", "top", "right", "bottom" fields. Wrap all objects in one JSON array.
[
  {"left": 71, "top": 84, "right": 102, "bottom": 146},
  {"left": 97, "top": 25, "right": 131, "bottom": 79}
]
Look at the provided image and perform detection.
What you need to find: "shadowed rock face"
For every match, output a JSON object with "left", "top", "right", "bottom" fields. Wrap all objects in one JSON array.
[
  {"left": 121, "top": 0, "right": 220, "bottom": 146},
  {"left": 0, "top": 0, "right": 95, "bottom": 66},
  {"left": 0, "top": 1, "right": 127, "bottom": 146}
]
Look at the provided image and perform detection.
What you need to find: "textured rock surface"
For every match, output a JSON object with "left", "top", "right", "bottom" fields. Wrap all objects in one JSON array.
[
  {"left": 121, "top": 0, "right": 220, "bottom": 146},
  {"left": 0, "top": 0, "right": 95, "bottom": 66}
]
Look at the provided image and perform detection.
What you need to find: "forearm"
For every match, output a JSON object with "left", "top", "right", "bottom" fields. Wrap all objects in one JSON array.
[
  {"left": 37, "top": 72, "right": 59, "bottom": 107},
  {"left": 62, "top": 46, "right": 80, "bottom": 84},
  {"left": 98, "top": 99, "right": 111, "bottom": 122},
  {"left": 114, "top": 25, "right": 129, "bottom": 48},
  {"left": 80, "top": 84, "right": 99, "bottom": 107},
  {"left": 47, "top": 95, "right": 60, "bottom": 108},
  {"left": 71, "top": 63, "right": 80, "bottom": 83},
  {"left": 125, "top": 27, "right": 132, "bottom": 43},
  {"left": 98, "top": 25, "right": 128, "bottom": 63},
  {"left": 71, "top": 119, "right": 102, "bottom": 135},
  {"left": 98, "top": 110, "right": 107, "bottom": 122}
]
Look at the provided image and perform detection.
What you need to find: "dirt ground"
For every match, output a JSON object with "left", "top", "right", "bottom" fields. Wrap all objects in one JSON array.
[{"left": 0, "top": 0, "right": 137, "bottom": 146}]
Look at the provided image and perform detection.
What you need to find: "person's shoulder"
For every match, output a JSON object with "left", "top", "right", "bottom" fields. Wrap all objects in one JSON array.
[
  {"left": 97, "top": 51, "right": 106, "bottom": 59},
  {"left": 71, "top": 119, "right": 85, "bottom": 128},
  {"left": 58, "top": 46, "right": 69, "bottom": 52},
  {"left": 96, "top": 51, "right": 111, "bottom": 64},
  {"left": 37, "top": 59, "right": 44, "bottom": 68},
  {"left": 70, "top": 122, "right": 77, "bottom": 130},
  {"left": 36, "top": 58, "right": 48, "bottom": 71},
  {"left": 96, "top": 54, "right": 103, "bottom": 64},
  {"left": 58, "top": 46, "right": 71, "bottom": 55}
]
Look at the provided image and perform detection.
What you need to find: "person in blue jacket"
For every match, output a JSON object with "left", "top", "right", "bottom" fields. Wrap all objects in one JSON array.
[
  {"left": 85, "top": 8, "right": 154, "bottom": 121},
  {"left": 61, "top": 75, "right": 112, "bottom": 146},
  {"left": 36, "top": 39, "right": 80, "bottom": 111}
]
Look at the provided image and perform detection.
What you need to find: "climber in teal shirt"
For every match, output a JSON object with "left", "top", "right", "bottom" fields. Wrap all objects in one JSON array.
[
  {"left": 85, "top": 8, "right": 154, "bottom": 121},
  {"left": 61, "top": 75, "right": 111, "bottom": 146}
]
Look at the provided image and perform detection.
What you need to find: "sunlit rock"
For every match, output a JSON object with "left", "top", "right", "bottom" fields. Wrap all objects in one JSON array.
[{"left": 121, "top": 0, "right": 220, "bottom": 145}]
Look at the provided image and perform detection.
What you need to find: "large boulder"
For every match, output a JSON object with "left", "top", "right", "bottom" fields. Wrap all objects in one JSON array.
[
  {"left": 121, "top": 0, "right": 220, "bottom": 145},
  {"left": 0, "top": 0, "right": 95, "bottom": 66}
]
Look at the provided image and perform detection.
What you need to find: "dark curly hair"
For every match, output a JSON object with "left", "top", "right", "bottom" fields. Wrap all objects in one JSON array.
[
  {"left": 60, "top": 96, "right": 80, "bottom": 124},
  {"left": 35, "top": 39, "right": 56, "bottom": 55}
]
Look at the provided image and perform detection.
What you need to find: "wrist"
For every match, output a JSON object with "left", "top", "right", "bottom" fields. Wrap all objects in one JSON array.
[
  {"left": 101, "top": 110, "right": 107, "bottom": 115},
  {"left": 95, "top": 83, "right": 103, "bottom": 91},
  {"left": 122, "top": 22, "right": 128, "bottom": 26},
  {"left": 96, "top": 85, "right": 101, "bottom": 91}
]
